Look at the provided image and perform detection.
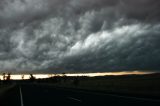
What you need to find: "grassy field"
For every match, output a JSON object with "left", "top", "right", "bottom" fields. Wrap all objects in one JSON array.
[
  {"left": 0, "top": 83, "right": 15, "bottom": 97},
  {"left": 44, "top": 73, "right": 160, "bottom": 98},
  {"left": 1, "top": 73, "right": 160, "bottom": 99}
]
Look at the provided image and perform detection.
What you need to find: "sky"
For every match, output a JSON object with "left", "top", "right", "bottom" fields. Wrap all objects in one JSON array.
[{"left": 0, "top": 0, "right": 160, "bottom": 73}]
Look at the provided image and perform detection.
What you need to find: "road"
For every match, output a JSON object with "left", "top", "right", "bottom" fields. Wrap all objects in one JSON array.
[{"left": 0, "top": 84, "right": 160, "bottom": 106}]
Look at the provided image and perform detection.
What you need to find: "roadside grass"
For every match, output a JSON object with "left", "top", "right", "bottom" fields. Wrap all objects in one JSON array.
[
  {"left": 48, "top": 74, "right": 160, "bottom": 98},
  {"left": 0, "top": 83, "right": 15, "bottom": 97}
]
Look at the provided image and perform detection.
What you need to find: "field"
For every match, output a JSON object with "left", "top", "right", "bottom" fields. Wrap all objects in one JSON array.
[
  {"left": 1, "top": 73, "right": 160, "bottom": 99},
  {"left": 41, "top": 73, "right": 160, "bottom": 99},
  {"left": 0, "top": 84, "right": 15, "bottom": 97}
]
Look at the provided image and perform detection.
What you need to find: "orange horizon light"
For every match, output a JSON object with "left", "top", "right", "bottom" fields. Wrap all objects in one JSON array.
[{"left": 0, "top": 71, "right": 154, "bottom": 80}]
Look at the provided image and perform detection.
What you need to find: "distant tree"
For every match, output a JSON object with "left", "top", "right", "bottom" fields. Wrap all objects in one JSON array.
[
  {"left": 3, "top": 73, "right": 5, "bottom": 80},
  {"left": 6, "top": 73, "right": 11, "bottom": 81},
  {"left": 21, "top": 75, "right": 24, "bottom": 80},
  {"left": 62, "top": 72, "right": 67, "bottom": 82},
  {"left": 62, "top": 73, "right": 66, "bottom": 76},
  {"left": 29, "top": 74, "right": 35, "bottom": 81}
]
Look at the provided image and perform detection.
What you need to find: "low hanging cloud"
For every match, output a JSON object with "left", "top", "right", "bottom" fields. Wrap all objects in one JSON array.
[{"left": 0, "top": 0, "right": 160, "bottom": 73}]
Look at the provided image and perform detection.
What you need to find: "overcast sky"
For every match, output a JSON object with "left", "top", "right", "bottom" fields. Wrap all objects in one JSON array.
[{"left": 0, "top": 0, "right": 160, "bottom": 73}]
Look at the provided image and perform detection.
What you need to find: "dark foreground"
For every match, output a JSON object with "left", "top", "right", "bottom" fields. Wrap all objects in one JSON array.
[{"left": 0, "top": 84, "right": 160, "bottom": 106}]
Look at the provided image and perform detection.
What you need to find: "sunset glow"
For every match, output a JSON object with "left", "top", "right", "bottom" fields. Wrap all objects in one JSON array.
[{"left": 0, "top": 71, "right": 154, "bottom": 80}]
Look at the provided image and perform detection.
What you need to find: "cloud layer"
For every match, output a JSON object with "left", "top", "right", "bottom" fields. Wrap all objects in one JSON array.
[{"left": 0, "top": 0, "right": 160, "bottom": 73}]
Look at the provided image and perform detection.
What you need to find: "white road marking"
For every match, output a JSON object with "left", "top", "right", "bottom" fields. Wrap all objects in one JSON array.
[
  {"left": 67, "top": 97, "right": 82, "bottom": 102},
  {"left": 19, "top": 86, "right": 24, "bottom": 106},
  {"left": 54, "top": 87, "right": 160, "bottom": 103}
]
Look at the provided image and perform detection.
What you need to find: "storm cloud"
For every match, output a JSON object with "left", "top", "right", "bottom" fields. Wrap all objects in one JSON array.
[{"left": 0, "top": 0, "right": 160, "bottom": 73}]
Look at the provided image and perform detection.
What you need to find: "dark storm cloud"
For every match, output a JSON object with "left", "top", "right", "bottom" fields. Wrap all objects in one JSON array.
[{"left": 0, "top": 0, "right": 160, "bottom": 72}]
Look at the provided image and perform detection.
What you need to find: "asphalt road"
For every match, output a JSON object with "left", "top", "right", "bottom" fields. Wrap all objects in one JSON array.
[{"left": 0, "top": 84, "right": 160, "bottom": 106}]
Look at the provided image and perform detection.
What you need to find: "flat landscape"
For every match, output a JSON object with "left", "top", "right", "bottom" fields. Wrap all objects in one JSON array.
[
  {"left": 0, "top": 73, "right": 160, "bottom": 106},
  {"left": 51, "top": 73, "right": 160, "bottom": 98}
]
